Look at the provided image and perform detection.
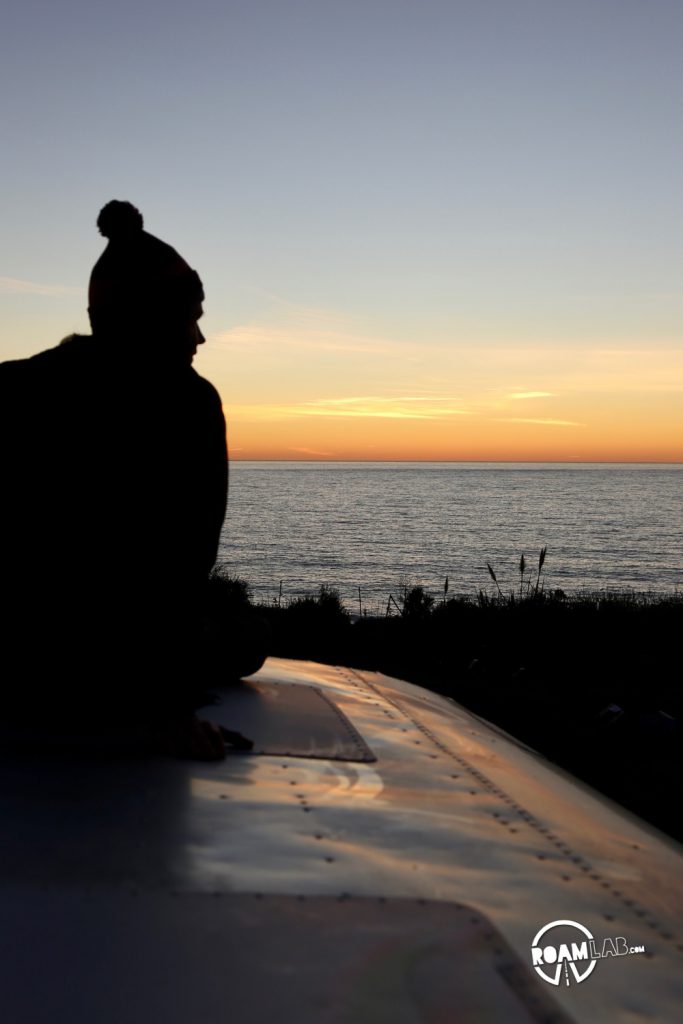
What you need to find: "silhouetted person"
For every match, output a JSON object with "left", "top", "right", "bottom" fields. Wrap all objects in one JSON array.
[{"left": 0, "top": 202, "right": 229, "bottom": 757}]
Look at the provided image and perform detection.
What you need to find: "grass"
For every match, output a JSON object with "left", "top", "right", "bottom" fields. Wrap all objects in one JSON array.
[{"left": 485, "top": 546, "right": 548, "bottom": 603}]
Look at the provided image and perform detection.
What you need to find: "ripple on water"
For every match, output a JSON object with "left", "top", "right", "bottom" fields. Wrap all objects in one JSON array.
[{"left": 219, "top": 462, "right": 683, "bottom": 607}]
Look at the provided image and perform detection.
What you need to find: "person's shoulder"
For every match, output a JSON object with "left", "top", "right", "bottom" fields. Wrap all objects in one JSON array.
[
  {"left": 46, "top": 334, "right": 94, "bottom": 362},
  {"left": 0, "top": 359, "right": 27, "bottom": 408},
  {"left": 1, "top": 335, "right": 92, "bottom": 370},
  {"left": 188, "top": 368, "right": 223, "bottom": 407},
  {"left": 1, "top": 336, "right": 95, "bottom": 393},
  {"left": 0, "top": 347, "right": 50, "bottom": 409},
  {"left": 0, "top": 348, "right": 47, "bottom": 389},
  {"left": 0, "top": 356, "right": 27, "bottom": 380}
]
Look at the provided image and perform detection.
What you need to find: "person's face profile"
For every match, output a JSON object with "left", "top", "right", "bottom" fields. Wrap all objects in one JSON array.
[
  {"left": 187, "top": 303, "right": 205, "bottom": 362},
  {"left": 160, "top": 302, "right": 205, "bottom": 364}
]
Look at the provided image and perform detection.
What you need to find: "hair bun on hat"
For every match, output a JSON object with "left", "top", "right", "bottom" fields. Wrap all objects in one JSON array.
[{"left": 97, "top": 201, "right": 144, "bottom": 239}]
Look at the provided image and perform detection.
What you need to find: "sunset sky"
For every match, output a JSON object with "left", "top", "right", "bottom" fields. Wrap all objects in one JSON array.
[{"left": 1, "top": 0, "right": 681, "bottom": 461}]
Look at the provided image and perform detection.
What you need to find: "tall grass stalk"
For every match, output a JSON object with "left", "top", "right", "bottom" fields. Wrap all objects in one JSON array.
[{"left": 485, "top": 547, "right": 548, "bottom": 604}]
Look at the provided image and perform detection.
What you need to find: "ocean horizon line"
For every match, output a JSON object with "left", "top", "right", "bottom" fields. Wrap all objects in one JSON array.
[{"left": 230, "top": 458, "right": 683, "bottom": 466}]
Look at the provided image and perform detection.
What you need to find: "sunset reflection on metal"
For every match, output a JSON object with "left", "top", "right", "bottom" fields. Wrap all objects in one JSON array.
[{"left": 2, "top": 658, "right": 681, "bottom": 1022}]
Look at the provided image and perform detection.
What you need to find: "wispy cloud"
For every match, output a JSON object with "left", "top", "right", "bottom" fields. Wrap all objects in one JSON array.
[
  {"left": 288, "top": 446, "right": 335, "bottom": 457},
  {"left": 0, "top": 276, "right": 81, "bottom": 297},
  {"left": 210, "top": 294, "right": 421, "bottom": 359},
  {"left": 507, "top": 391, "right": 555, "bottom": 400},
  {"left": 210, "top": 293, "right": 683, "bottom": 431},
  {"left": 211, "top": 321, "right": 397, "bottom": 357},
  {"left": 291, "top": 396, "right": 474, "bottom": 420},
  {"left": 497, "top": 417, "right": 584, "bottom": 427},
  {"left": 476, "top": 348, "right": 683, "bottom": 395},
  {"left": 229, "top": 395, "right": 475, "bottom": 421}
]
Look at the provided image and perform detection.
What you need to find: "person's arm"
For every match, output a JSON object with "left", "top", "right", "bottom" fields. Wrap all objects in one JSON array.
[{"left": 191, "top": 378, "right": 228, "bottom": 576}]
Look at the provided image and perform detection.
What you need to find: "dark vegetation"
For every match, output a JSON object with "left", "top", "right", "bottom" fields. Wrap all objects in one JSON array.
[{"left": 208, "top": 554, "right": 682, "bottom": 843}]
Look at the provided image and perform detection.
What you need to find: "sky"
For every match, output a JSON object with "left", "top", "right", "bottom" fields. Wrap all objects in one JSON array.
[{"left": 1, "top": 0, "right": 682, "bottom": 461}]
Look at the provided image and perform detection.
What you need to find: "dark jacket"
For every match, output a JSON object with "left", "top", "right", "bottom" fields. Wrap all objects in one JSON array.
[{"left": 0, "top": 335, "right": 228, "bottom": 715}]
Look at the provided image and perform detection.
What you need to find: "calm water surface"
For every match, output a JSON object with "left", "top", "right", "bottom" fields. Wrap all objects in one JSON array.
[{"left": 217, "top": 463, "right": 682, "bottom": 610}]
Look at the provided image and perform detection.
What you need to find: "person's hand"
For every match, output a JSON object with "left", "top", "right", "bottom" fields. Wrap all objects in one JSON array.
[
  {"left": 187, "top": 717, "right": 227, "bottom": 760},
  {"left": 153, "top": 715, "right": 226, "bottom": 760}
]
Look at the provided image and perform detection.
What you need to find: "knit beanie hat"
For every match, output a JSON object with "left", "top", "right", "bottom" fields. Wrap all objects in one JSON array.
[{"left": 88, "top": 201, "right": 204, "bottom": 333}]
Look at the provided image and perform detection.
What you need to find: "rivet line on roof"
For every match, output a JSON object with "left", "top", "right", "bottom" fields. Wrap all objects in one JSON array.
[{"left": 341, "top": 666, "right": 679, "bottom": 950}]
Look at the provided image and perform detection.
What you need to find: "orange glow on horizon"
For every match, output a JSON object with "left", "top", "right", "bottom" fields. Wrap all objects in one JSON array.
[
  {"left": 202, "top": 324, "right": 683, "bottom": 466},
  {"left": 227, "top": 408, "right": 683, "bottom": 463}
]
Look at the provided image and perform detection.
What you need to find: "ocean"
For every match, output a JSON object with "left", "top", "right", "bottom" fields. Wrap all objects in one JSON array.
[{"left": 217, "top": 462, "right": 683, "bottom": 611}]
